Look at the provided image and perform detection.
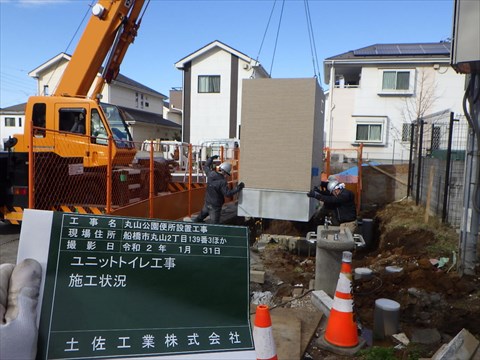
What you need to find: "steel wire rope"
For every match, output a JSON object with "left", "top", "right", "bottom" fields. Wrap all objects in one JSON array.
[
  {"left": 303, "top": 0, "right": 322, "bottom": 85},
  {"left": 253, "top": 0, "right": 278, "bottom": 78},
  {"left": 269, "top": 0, "right": 286, "bottom": 77}
]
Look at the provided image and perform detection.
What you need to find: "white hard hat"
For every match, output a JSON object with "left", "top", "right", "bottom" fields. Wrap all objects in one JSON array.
[
  {"left": 219, "top": 162, "right": 231, "bottom": 175},
  {"left": 327, "top": 180, "right": 340, "bottom": 193}
]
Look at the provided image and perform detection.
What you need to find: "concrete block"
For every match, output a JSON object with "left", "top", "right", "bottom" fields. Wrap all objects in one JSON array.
[
  {"left": 431, "top": 328, "right": 479, "bottom": 360},
  {"left": 292, "top": 287, "right": 304, "bottom": 297},
  {"left": 311, "top": 290, "right": 332, "bottom": 317},
  {"left": 250, "top": 270, "right": 265, "bottom": 284}
]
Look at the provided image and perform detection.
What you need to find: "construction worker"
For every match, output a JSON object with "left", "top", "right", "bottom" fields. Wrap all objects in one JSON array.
[
  {"left": 307, "top": 179, "right": 357, "bottom": 233},
  {"left": 194, "top": 155, "right": 245, "bottom": 224}
]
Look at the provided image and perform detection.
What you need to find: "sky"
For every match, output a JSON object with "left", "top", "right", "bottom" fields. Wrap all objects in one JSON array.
[{"left": 0, "top": 0, "right": 455, "bottom": 109}]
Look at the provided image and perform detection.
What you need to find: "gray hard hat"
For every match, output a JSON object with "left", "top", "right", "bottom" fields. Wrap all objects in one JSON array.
[
  {"left": 327, "top": 180, "right": 340, "bottom": 193},
  {"left": 219, "top": 162, "right": 231, "bottom": 175}
]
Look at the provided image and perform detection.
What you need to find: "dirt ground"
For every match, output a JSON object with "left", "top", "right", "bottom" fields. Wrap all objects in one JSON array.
[{"left": 245, "top": 199, "right": 480, "bottom": 359}]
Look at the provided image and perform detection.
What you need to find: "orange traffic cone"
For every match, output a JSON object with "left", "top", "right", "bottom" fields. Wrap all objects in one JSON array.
[
  {"left": 253, "top": 304, "right": 278, "bottom": 360},
  {"left": 324, "top": 250, "right": 359, "bottom": 347}
]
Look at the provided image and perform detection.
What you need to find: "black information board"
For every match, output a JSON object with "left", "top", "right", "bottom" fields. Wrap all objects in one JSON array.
[{"left": 37, "top": 212, "right": 253, "bottom": 359}]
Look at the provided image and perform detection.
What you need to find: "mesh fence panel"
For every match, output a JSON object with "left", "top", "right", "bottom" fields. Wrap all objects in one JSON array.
[
  {"left": 33, "top": 129, "right": 109, "bottom": 211},
  {"left": 31, "top": 134, "right": 242, "bottom": 216}
]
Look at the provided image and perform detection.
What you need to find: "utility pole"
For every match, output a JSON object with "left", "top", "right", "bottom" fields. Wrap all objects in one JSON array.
[
  {"left": 451, "top": 0, "right": 480, "bottom": 275},
  {"left": 458, "top": 76, "right": 480, "bottom": 275}
]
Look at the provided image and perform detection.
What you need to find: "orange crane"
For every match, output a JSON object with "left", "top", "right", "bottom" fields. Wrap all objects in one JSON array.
[{"left": 0, "top": 0, "right": 185, "bottom": 223}]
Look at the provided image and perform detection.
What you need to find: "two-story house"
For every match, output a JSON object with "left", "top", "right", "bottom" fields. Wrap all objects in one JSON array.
[
  {"left": 21, "top": 53, "right": 181, "bottom": 145},
  {"left": 174, "top": 40, "right": 269, "bottom": 145},
  {"left": 323, "top": 42, "right": 466, "bottom": 162}
]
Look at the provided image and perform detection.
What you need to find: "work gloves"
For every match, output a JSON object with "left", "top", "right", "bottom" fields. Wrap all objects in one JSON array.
[
  {"left": 237, "top": 182, "right": 245, "bottom": 190},
  {"left": 0, "top": 259, "right": 42, "bottom": 360}
]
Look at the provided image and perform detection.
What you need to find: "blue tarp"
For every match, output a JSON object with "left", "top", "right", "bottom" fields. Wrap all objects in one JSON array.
[{"left": 335, "top": 161, "right": 381, "bottom": 176}]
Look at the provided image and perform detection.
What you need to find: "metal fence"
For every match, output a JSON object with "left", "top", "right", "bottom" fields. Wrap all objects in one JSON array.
[
  {"left": 29, "top": 131, "right": 240, "bottom": 220},
  {"left": 409, "top": 112, "right": 469, "bottom": 227}
]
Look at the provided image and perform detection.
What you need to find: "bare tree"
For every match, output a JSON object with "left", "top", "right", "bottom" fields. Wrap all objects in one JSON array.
[{"left": 401, "top": 68, "right": 440, "bottom": 159}]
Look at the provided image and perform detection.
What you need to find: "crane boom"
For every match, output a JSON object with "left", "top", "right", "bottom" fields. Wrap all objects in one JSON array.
[{"left": 54, "top": 0, "right": 146, "bottom": 99}]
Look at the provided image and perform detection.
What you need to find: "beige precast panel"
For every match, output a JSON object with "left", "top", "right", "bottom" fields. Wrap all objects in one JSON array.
[{"left": 240, "top": 78, "right": 324, "bottom": 191}]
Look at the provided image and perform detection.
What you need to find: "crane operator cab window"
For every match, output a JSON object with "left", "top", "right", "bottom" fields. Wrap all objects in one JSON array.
[
  {"left": 32, "top": 103, "right": 46, "bottom": 137},
  {"left": 100, "top": 103, "right": 134, "bottom": 149},
  {"left": 91, "top": 109, "right": 108, "bottom": 145},
  {"left": 59, "top": 108, "right": 86, "bottom": 135}
]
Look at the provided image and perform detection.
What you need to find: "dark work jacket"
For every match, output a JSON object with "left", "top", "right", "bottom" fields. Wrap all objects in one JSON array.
[
  {"left": 203, "top": 158, "right": 241, "bottom": 208},
  {"left": 315, "top": 188, "right": 357, "bottom": 224}
]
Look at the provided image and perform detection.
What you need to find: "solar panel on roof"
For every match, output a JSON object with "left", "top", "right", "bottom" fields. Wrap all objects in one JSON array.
[
  {"left": 380, "top": 47, "right": 402, "bottom": 55},
  {"left": 353, "top": 43, "right": 450, "bottom": 56}
]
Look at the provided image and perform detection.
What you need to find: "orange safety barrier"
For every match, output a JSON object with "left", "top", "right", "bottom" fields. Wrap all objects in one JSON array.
[
  {"left": 324, "top": 251, "right": 359, "bottom": 347},
  {"left": 323, "top": 145, "right": 363, "bottom": 214},
  {"left": 253, "top": 304, "right": 277, "bottom": 360},
  {"left": 1, "top": 131, "right": 240, "bottom": 223}
]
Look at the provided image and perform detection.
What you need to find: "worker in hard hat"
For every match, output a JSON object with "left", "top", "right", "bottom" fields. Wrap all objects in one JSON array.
[
  {"left": 307, "top": 179, "right": 357, "bottom": 233},
  {"left": 194, "top": 155, "right": 245, "bottom": 224}
]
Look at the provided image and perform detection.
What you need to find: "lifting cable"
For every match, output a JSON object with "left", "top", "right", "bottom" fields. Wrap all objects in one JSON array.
[
  {"left": 253, "top": 0, "right": 285, "bottom": 77},
  {"left": 303, "top": 0, "right": 322, "bottom": 84},
  {"left": 254, "top": 0, "right": 321, "bottom": 82},
  {"left": 254, "top": 0, "right": 278, "bottom": 77},
  {"left": 269, "top": 0, "right": 286, "bottom": 77}
]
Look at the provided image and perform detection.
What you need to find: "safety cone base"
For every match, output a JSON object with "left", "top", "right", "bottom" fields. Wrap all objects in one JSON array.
[{"left": 317, "top": 330, "right": 366, "bottom": 356}]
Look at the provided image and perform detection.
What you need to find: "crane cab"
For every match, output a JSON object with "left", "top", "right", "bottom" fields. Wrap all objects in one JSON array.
[{"left": 14, "top": 96, "right": 136, "bottom": 167}]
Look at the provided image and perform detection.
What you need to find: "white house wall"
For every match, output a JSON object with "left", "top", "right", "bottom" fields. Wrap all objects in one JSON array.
[
  {"left": 190, "top": 49, "right": 233, "bottom": 145},
  {"left": 131, "top": 123, "right": 179, "bottom": 148},
  {"left": 108, "top": 85, "right": 163, "bottom": 113},
  {"left": 236, "top": 59, "right": 256, "bottom": 133},
  {"left": 37, "top": 61, "right": 69, "bottom": 96},
  {"left": 0, "top": 115, "right": 24, "bottom": 149},
  {"left": 326, "top": 63, "right": 465, "bottom": 162}
]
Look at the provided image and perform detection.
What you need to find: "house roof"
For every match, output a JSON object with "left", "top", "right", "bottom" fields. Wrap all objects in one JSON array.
[
  {"left": 174, "top": 40, "right": 269, "bottom": 77},
  {"left": 113, "top": 74, "right": 167, "bottom": 99},
  {"left": 323, "top": 42, "right": 452, "bottom": 84},
  {"left": 119, "top": 106, "right": 181, "bottom": 129},
  {"left": 0, "top": 103, "right": 26, "bottom": 114},
  {"left": 0, "top": 102, "right": 179, "bottom": 129},
  {"left": 29, "top": 52, "right": 167, "bottom": 98},
  {"left": 326, "top": 42, "right": 451, "bottom": 61}
]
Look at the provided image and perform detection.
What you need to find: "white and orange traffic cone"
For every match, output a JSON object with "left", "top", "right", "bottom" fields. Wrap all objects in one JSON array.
[
  {"left": 324, "top": 250, "right": 359, "bottom": 347},
  {"left": 253, "top": 304, "right": 278, "bottom": 360}
]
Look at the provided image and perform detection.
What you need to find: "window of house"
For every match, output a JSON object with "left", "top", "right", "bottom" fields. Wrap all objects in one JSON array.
[
  {"left": 198, "top": 75, "right": 220, "bottom": 93},
  {"left": 354, "top": 117, "right": 386, "bottom": 144},
  {"left": 378, "top": 69, "right": 414, "bottom": 95},
  {"left": 402, "top": 123, "right": 412, "bottom": 142},
  {"left": 5, "top": 117, "right": 15, "bottom": 127}
]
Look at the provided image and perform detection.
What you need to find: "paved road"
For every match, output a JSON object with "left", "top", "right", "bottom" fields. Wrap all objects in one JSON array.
[{"left": 0, "top": 222, "right": 20, "bottom": 264}]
